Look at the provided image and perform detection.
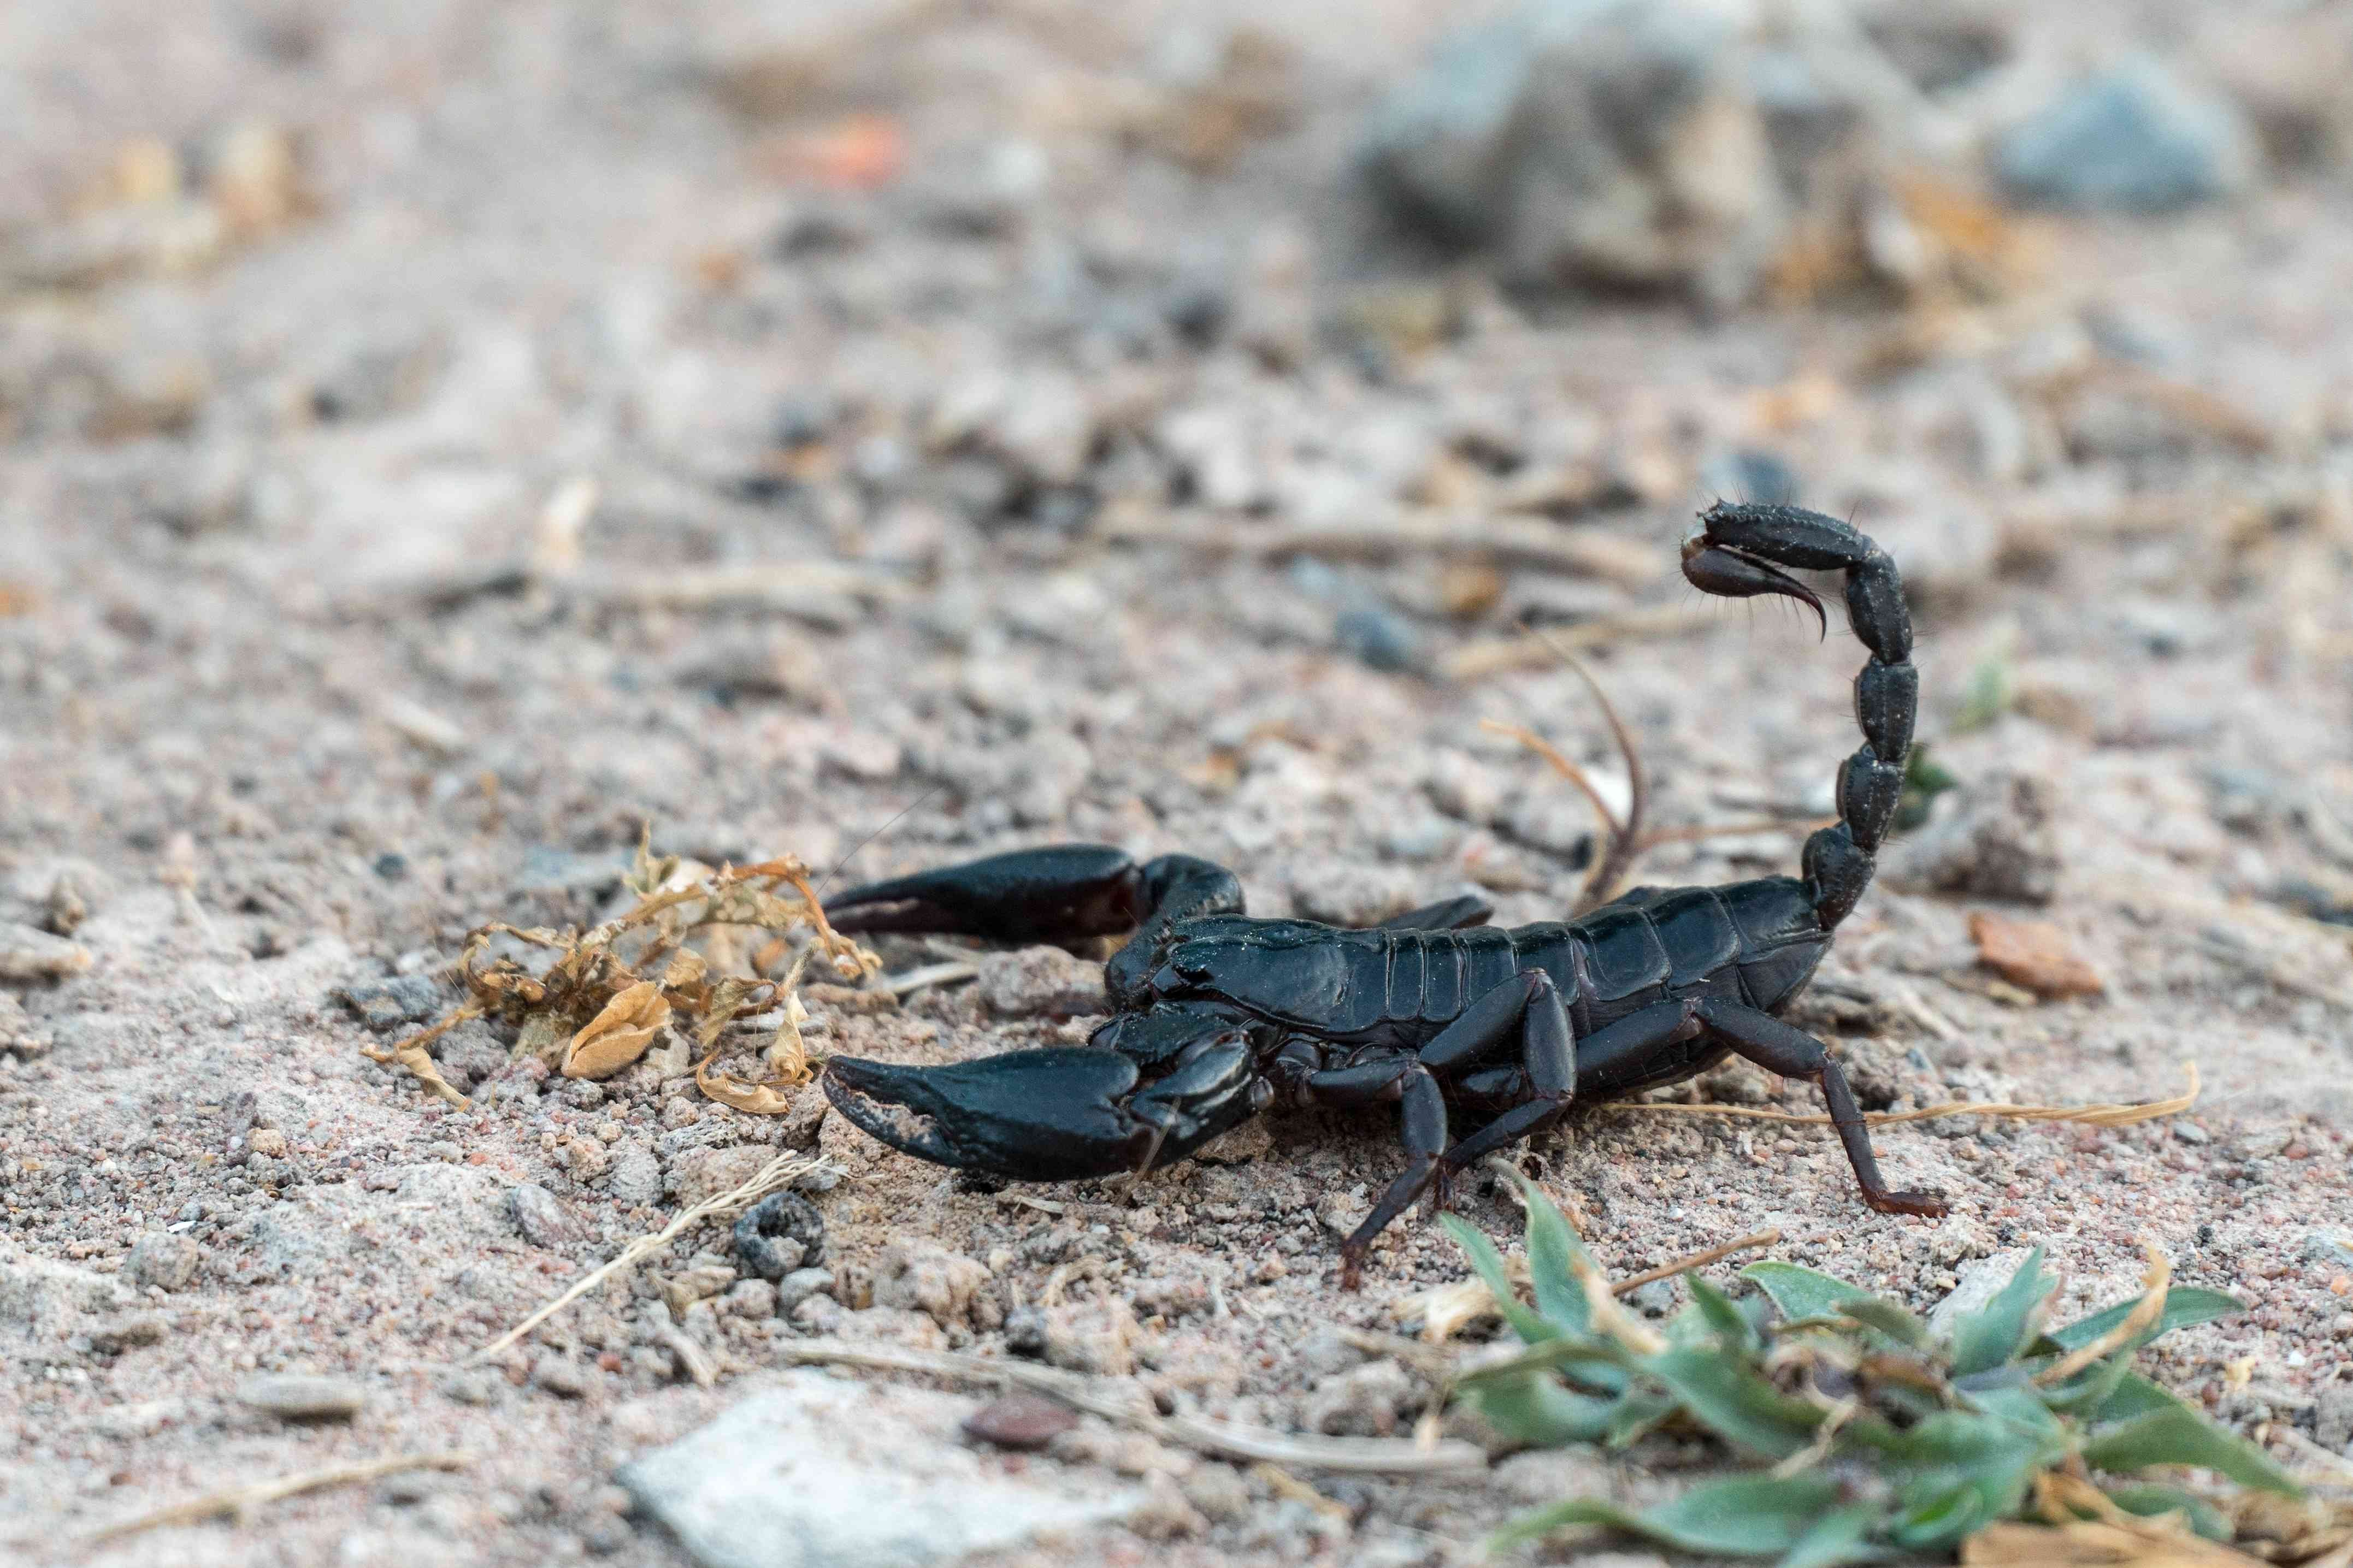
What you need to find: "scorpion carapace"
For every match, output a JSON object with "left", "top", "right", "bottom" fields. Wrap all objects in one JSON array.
[{"left": 823, "top": 503, "right": 1944, "bottom": 1289}]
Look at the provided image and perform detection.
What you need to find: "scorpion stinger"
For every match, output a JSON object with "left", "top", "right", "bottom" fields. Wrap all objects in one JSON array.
[{"left": 818, "top": 502, "right": 1944, "bottom": 1292}]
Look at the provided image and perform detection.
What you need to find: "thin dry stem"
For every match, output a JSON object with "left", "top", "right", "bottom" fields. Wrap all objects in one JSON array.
[
  {"left": 81, "top": 1451, "right": 470, "bottom": 1545},
  {"left": 1606, "top": 1062, "right": 2199, "bottom": 1131},
  {"left": 779, "top": 1340, "right": 1487, "bottom": 1474},
  {"left": 2037, "top": 1240, "right": 2171, "bottom": 1385},
  {"left": 469, "top": 1151, "right": 836, "bottom": 1364}
]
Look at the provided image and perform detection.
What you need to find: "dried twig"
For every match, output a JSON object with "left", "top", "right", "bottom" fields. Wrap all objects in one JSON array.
[
  {"left": 1609, "top": 1229, "right": 1784, "bottom": 1297},
  {"left": 470, "top": 1151, "right": 836, "bottom": 1364},
  {"left": 2037, "top": 1241, "right": 2169, "bottom": 1386},
  {"left": 1396, "top": 1228, "right": 1784, "bottom": 1342},
  {"left": 1606, "top": 1062, "right": 2199, "bottom": 1130},
  {"left": 777, "top": 1341, "right": 1487, "bottom": 1474},
  {"left": 81, "top": 1451, "right": 470, "bottom": 1545}
]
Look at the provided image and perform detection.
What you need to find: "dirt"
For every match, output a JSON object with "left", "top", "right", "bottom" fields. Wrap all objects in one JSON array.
[{"left": 3, "top": 3, "right": 2351, "bottom": 1566}]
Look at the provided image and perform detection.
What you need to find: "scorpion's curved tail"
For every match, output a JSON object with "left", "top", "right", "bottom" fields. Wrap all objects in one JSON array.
[{"left": 1682, "top": 501, "right": 1916, "bottom": 931}]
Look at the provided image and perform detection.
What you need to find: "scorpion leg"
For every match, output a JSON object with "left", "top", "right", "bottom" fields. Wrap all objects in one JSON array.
[
  {"left": 1689, "top": 997, "right": 1946, "bottom": 1217},
  {"left": 1413, "top": 972, "right": 1577, "bottom": 1207},
  {"left": 1295, "top": 1058, "right": 1448, "bottom": 1291}
]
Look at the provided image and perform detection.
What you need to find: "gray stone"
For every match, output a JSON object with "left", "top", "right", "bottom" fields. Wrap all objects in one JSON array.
[
  {"left": 533, "top": 1352, "right": 590, "bottom": 1398},
  {"left": 1886, "top": 771, "right": 2061, "bottom": 904},
  {"left": 331, "top": 973, "right": 447, "bottom": 1032},
  {"left": 1995, "top": 57, "right": 2255, "bottom": 212},
  {"left": 2302, "top": 1232, "right": 2353, "bottom": 1271},
  {"left": 238, "top": 1372, "right": 365, "bottom": 1422},
  {"left": 610, "top": 1143, "right": 663, "bottom": 1207},
  {"left": 0, "top": 991, "right": 50, "bottom": 1058},
  {"left": 87, "top": 1311, "right": 170, "bottom": 1352},
  {"left": 1302, "top": 1359, "right": 1416, "bottom": 1437},
  {"left": 616, "top": 1371, "right": 1143, "bottom": 1568},
  {"left": 123, "top": 1230, "right": 203, "bottom": 1292},
  {"left": 0, "top": 1250, "right": 132, "bottom": 1335},
  {"left": 974, "top": 947, "right": 1106, "bottom": 1019},
  {"left": 0, "top": 922, "right": 93, "bottom": 983},
  {"left": 508, "top": 1183, "right": 587, "bottom": 1248},
  {"left": 776, "top": 1268, "right": 835, "bottom": 1316},
  {"left": 1334, "top": 606, "right": 1420, "bottom": 674},
  {"left": 1289, "top": 861, "right": 1421, "bottom": 928}
]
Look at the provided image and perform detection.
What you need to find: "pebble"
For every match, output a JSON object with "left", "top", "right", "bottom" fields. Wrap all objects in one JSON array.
[
  {"left": 734, "top": 1190, "right": 825, "bottom": 1280},
  {"left": 1289, "top": 861, "right": 1421, "bottom": 927},
  {"left": 238, "top": 1372, "right": 365, "bottom": 1422},
  {"left": 667, "top": 1145, "right": 772, "bottom": 1208},
  {"left": 1179, "top": 1464, "right": 1253, "bottom": 1524},
  {"left": 1886, "top": 771, "right": 2061, "bottom": 904},
  {"left": 123, "top": 1230, "right": 202, "bottom": 1292},
  {"left": 1004, "top": 1305, "right": 1051, "bottom": 1359},
  {"left": 874, "top": 1241, "right": 990, "bottom": 1330},
  {"left": 0, "top": 991, "right": 50, "bottom": 1058},
  {"left": 330, "top": 973, "right": 447, "bottom": 1032},
  {"left": 508, "top": 1182, "right": 587, "bottom": 1249},
  {"left": 776, "top": 1267, "right": 836, "bottom": 1317},
  {"left": 532, "top": 1352, "right": 589, "bottom": 1399},
  {"left": 961, "top": 1394, "right": 1078, "bottom": 1451},
  {"left": 1334, "top": 605, "right": 1419, "bottom": 673},
  {"left": 609, "top": 1143, "right": 662, "bottom": 1207},
  {"left": 1128, "top": 1471, "right": 1210, "bottom": 1540},
  {"left": 437, "top": 1370, "right": 500, "bottom": 1406},
  {"left": 86, "top": 1312, "right": 170, "bottom": 1353},
  {"left": 1995, "top": 56, "right": 2256, "bottom": 211},
  {"left": 0, "top": 922, "right": 93, "bottom": 982},
  {"left": 617, "top": 1373, "right": 1143, "bottom": 1565},
  {"left": 1302, "top": 1359, "right": 1416, "bottom": 1437},
  {"left": 975, "top": 946, "right": 1107, "bottom": 1018}
]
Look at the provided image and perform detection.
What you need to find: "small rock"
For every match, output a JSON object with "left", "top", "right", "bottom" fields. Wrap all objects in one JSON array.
[
  {"left": 1004, "top": 1305, "right": 1051, "bottom": 1359},
  {"left": 975, "top": 947, "right": 1107, "bottom": 1018},
  {"left": 1130, "top": 1277, "right": 1212, "bottom": 1321},
  {"left": 2302, "top": 1232, "right": 2353, "bottom": 1271},
  {"left": 0, "top": 991, "right": 50, "bottom": 1058},
  {"left": 43, "top": 874, "right": 89, "bottom": 936},
  {"left": 238, "top": 1372, "right": 365, "bottom": 1423},
  {"left": 1968, "top": 913, "right": 2104, "bottom": 999},
  {"left": 609, "top": 1143, "right": 662, "bottom": 1207},
  {"left": 1887, "top": 771, "right": 2061, "bottom": 904},
  {"left": 0, "top": 922, "right": 93, "bottom": 982},
  {"left": 123, "top": 1231, "right": 202, "bottom": 1292},
  {"left": 723, "top": 1280, "right": 778, "bottom": 1318},
  {"left": 437, "top": 1370, "right": 499, "bottom": 1406},
  {"left": 532, "top": 1353, "right": 589, "bottom": 1399},
  {"left": 1180, "top": 1464, "right": 1253, "bottom": 1524},
  {"left": 87, "top": 1312, "right": 169, "bottom": 1353},
  {"left": 330, "top": 973, "right": 446, "bottom": 1032},
  {"left": 2173, "top": 1122, "right": 2212, "bottom": 1145},
  {"left": 1302, "top": 1359, "right": 1416, "bottom": 1437},
  {"left": 735, "top": 1190, "right": 825, "bottom": 1280},
  {"left": 874, "top": 1241, "right": 990, "bottom": 1330},
  {"left": 2316, "top": 1385, "right": 2353, "bottom": 1455},
  {"left": 667, "top": 1145, "right": 772, "bottom": 1209},
  {"left": 1335, "top": 606, "right": 1420, "bottom": 674},
  {"left": 1128, "top": 1471, "right": 1210, "bottom": 1540},
  {"left": 657, "top": 1266, "right": 738, "bottom": 1316},
  {"left": 1995, "top": 56, "right": 2256, "bottom": 212},
  {"left": 776, "top": 1267, "right": 836, "bottom": 1316},
  {"left": 1624, "top": 1279, "right": 1679, "bottom": 1317},
  {"left": 1494, "top": 1446, "right": 1615, "bottom": 1505},
  {"left": 619, "top": 1374, "right": 1142, "bottom": 1565},
  {"left": 246, "top": 1127, "right": 288, "bottom": 1158},
  {"left": 962, "top": 1394, "right": 1078, "bottom": 1451},
  {"left": 508, "top": 1183, "right": 586, "bottom": 1249}
]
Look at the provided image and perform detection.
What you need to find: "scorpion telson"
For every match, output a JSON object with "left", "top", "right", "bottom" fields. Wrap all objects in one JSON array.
[{"left": 823, "top": 502, "right": 1944, "bottom": 1289}]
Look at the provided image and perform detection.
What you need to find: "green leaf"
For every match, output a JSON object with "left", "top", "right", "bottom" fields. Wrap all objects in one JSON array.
[
  {"left": 1439, "top": 1214, "right": 1556, "bottom": 1346},
  {"left": 2081, "top": 1407, "right": 2303, "bottom": 1496},
  {"left": 1688, "top": 1273, "right": 1763, "bottom": 1356},
  {"left": 1742, "top": 1261, "right": 1875, "bottom": 1324},
  {"left": 1835, "top": 1296, "right": 1929, "bottom": 1348},
  {"left": 1644, "top": 1345, "right": 1823, "bottom": 1460},
  {"left": 1491, "top": 1474, "right": 1845, "bottom": 1557},
  {"left": 1511, "top": 1171, "right": 1595, "bottom": 1335},
  {"left": 2043, "top": 1287, "right": 2241, "bottom": 1354},
  {"left": 2102, "top": 1484, "right": 2232, "bottom": 1542},
  {"left": 1878, "top": 1409, "right": 2067, "bottom": 1551},
  {"left": 1451, "top": 1332, "right": 1632, "bottom": 1399},
  {"left": 2089, "top": 1370, "right": 2206, "bottom": 1428},
  {"left": 1778, "top": 1504, "right": 1888, "bottom": 1568},
  {"left": 1603, "top": 1388, "right": 1681, "bottom": 1448},
  {"left": 2033, "top": 1348, "right": 2134, "bottom": 1416},
  {"left": 1886, "top": 1483, "right": 1988, "bottom": 1551},
  {"left": 1950, "top": 1247, "right": 2054, "bottom": 1377},
  {"left": 1456, "top": 1368, "right": 1617, "bottom": 1447}
]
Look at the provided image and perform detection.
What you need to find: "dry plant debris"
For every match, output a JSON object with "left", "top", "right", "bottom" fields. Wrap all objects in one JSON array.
[
  {"left": 81, "top": 1451, "right": 471, "bottom": 1546},
  {"left": 363, "top": 833, "right": 880, "bottom": 1112},
  {"left": 1440, "top": 1172, "right": 2341, "bottom": 1566}
]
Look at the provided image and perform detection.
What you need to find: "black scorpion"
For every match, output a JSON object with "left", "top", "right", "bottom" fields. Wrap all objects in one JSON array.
[{"left": 822, "top": 504, "right": 1945, "bottom": 1287}]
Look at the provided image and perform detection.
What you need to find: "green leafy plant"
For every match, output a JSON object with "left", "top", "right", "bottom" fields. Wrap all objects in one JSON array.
[{"left": 1443, "top": 1174, "right": 2307, "bottom": 1563}]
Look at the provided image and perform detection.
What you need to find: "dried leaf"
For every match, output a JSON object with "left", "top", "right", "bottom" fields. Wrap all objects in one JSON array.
[
  {"left": 561, "top": 981, "right": 671, "bottom": 1079},
  {"left": 694, "top": 1051, "right": 800, "bottom": 1115}
]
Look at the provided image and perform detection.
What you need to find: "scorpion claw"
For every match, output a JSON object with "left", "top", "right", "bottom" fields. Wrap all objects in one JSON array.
[
  {"left": 823, "top": 1048, "right": 1151, "bottom": 1182},
  {"left": 1681, "top": 541, "right": 1828, "bottom": 640},
  {"left": 824, "top": 844, "right": 1143, "bottom": 944}
]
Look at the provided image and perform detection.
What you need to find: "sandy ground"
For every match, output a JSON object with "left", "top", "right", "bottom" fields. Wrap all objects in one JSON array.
[{"left": 3, "top": 2, "right": 2351, "bottom": 1565}]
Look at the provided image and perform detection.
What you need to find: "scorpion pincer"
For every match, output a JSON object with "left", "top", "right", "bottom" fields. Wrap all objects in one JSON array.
[{"left": 822, "top": 502, "right": 1943, "bottom": 1288}]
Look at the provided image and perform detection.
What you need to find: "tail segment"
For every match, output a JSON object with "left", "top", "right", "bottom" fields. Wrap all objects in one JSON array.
[{"left": 1682, "top": 502, "right": 1916, "bottom": 931}]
